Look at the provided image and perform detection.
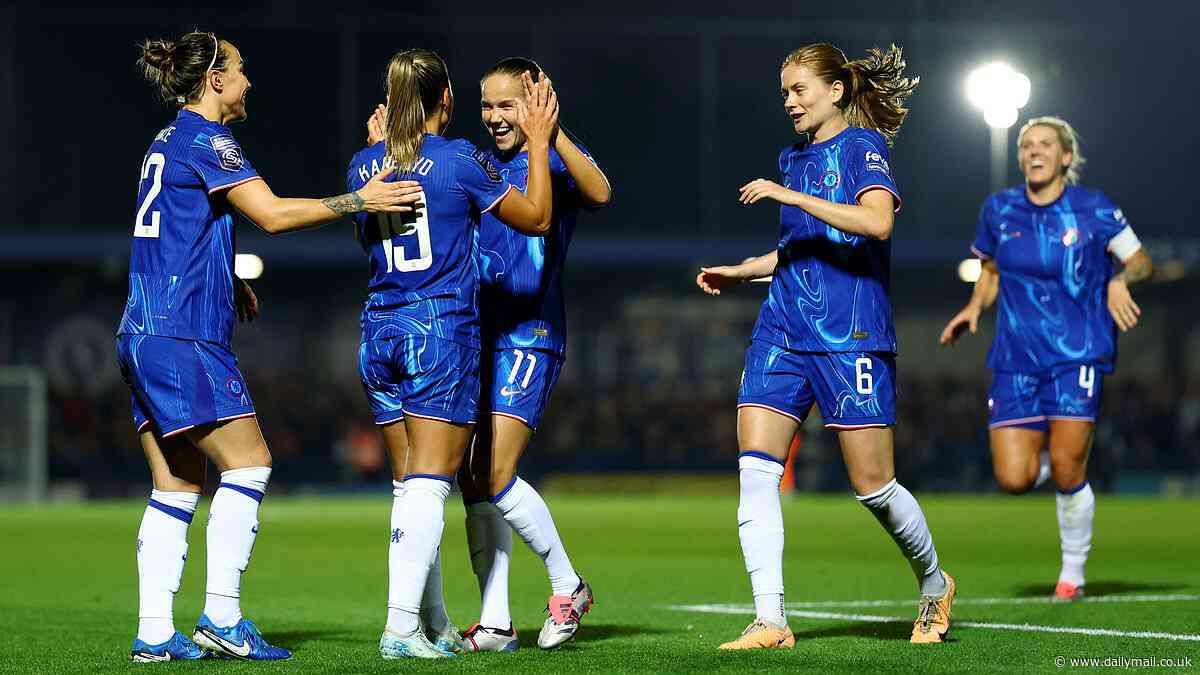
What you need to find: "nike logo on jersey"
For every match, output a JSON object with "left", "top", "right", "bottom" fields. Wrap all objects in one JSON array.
[
  {"left": 499, "top": 386, "right": 525, "bottom": 397},
  {"left": 199, "top": 628, "right": 251, "bottom": 657}
]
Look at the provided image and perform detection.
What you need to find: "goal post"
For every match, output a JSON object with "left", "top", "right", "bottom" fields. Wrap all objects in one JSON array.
[{"left": 0, "top": 366, "right": 48, "bottom": 503}]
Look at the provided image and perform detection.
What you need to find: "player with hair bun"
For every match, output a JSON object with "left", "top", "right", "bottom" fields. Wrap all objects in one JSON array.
[
  {"left": 121, "top": 30, "right": 421, "bottom": 662},
  {"left": 940, "top": 116, "right": 1153, "bottom": 602},
  {"left": 698, "top": 42, "right": 956, "bottom": 649}
]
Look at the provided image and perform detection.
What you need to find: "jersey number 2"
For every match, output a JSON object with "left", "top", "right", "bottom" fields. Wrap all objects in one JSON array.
[
  {"left": 380, "top": 191, "right": 432, "bottom": 273},
  {"left": 133, "top": 152, "right": 166, "bottom": 238}
]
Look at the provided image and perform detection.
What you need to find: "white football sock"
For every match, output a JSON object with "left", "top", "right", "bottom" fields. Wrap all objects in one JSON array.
[
  {"left": 737, "top": 453, "right": 787, "bottom": 627},
  {"left": 1034, "top": 450, "right": 1052, "bottom": 488},
  {"left": 1056, "top": 481, "right": 1094, "bottom": 587},
  {"left": 493, "top": 476, "right": 579, "bottom": 596},
  {"left": 387, "top": 476, "right": 451, "bottom": 635},
  {"left": 857, "top": 479, "right": 947, "bottom": 597},
  {"left": 137, "top": 490, "right": 199, "bottom": 644},
  {"left": 390, "top": 481, "right": 453, "bottom": 635},
  {"left": 204, "top": 466, "right": 271, "bottom": 628},
  {"left": 465, "top": 501, "right": 513, "bottom": 628}
]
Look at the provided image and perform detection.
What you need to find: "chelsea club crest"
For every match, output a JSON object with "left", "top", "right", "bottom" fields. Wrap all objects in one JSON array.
[{"left": 820, "top": 170, "right": 841, "bottom": 190}]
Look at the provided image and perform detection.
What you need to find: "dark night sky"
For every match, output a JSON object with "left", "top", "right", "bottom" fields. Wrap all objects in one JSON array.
[{"left": 4, "top": 0, "right": 1198, "bottom": 260}]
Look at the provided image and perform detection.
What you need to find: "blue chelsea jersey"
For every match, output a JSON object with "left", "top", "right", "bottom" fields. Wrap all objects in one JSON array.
[
  {"left": 972, "top": 185, "right": 1132, "bottom": 375},
  {"left": 347, "top": 135, "right": 514, "bottom": 349},
  {"left": 477, "top": 146, "right": 590, "bottom": 355},
  {"left": 117, "top": 109, "right": 261, "bottom": 347},
  {"left": 750, "top": 127, "right": 902, "bottom": 353}
]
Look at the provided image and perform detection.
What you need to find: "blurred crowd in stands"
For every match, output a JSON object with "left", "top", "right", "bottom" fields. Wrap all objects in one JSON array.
[{"left": 9, "top": 267, "right": 1198, "bottom": 496}]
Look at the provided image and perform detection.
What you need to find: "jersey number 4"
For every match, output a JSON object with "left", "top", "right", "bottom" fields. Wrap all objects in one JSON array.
[
  {"left": 380, "top": 191, "right": 432, "bottom": 273},
  {"left": 133, "top": 152, "right": 166, "bottom": 238}
]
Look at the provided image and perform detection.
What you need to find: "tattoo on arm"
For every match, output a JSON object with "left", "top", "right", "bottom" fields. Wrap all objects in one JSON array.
[{"left": 322, "top": 191, "right": 365, "bottom": 215}]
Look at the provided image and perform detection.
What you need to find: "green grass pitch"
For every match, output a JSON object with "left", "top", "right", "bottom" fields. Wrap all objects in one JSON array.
[{"left": 1, "top": 493, "right": 1197, "bottom": 673}]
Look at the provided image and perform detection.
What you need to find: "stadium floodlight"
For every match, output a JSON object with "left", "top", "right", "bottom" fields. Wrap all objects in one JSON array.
[
  {"left": 966, "top": 62, "right": 1032, "bottom": 192},
  {"left": 983, "top": 106, "right": 1019, "bottom": 130},
  {"left": 966, "top": 62, "right": 1031, "bottom": 120},
  {"left": 235, "top": 253, "right": 264, "bottom": 280},
  {"left": 958, "top": 258, "right": 982, "bottom": 283}
]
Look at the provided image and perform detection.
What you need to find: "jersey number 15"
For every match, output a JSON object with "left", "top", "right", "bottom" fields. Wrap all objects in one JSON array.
[{"left": 380, "top": 191, "right": 432, "bottom": 273}]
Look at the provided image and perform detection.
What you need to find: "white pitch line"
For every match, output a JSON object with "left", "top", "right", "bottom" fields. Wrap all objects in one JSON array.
[
  {"left": 780, "top": 593, "right": 1200, "bottom": 609},
  {"left": 666, "top": 600, "right": 1200, "bottom": 642}
]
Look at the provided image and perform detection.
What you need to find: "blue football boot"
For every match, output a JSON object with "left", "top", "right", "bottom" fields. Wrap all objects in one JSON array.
[
  {"left": 192, "top": 615, "right": 291, "bottom": 660},
  {"left": 129, "top": 631, "right": 209, "bottom": 662}
]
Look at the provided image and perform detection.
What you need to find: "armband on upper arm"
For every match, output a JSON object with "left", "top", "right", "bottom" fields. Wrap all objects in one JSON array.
[{"left": 1107, "top": 225, "right": 1142, "bottom": 262}]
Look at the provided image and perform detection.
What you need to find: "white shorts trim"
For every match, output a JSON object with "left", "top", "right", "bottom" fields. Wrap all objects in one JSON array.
[
  {"left": 989, "top": 415, "right": 1047, "bottom": 429},
  {"left": 492, "top": 410, "right": 532, "bottom": 426},
  {"left": 737, "top": 403, "right": 804, "bottom": 424}
]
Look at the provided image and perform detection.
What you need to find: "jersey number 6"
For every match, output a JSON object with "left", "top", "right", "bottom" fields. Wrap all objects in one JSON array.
[
  {"left": 855, "top": 357, "right": 874, "bottom": 395},
  {"left": 380, "top": 191, "right": 432, "bottom": 273}
]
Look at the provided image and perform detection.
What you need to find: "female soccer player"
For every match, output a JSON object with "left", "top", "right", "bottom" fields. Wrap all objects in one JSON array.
[
  {"left": 696, "top": 43, "right": 955, "bottom": 648},
  {"left": 456, "top": 57, "right": 611, "bottom": 652},
  {"left": 121, "top": 31, "right": 420, "bottom": 662},
  {"left": 940, "top": 116, "right": 1152, "bottom": 601},
  {"left": 345, "top": 48, "right": 558, "bottom": 659}
]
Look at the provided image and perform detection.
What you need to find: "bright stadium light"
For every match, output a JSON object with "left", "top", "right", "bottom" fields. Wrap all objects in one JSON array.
[
  {"left": 966, "top": 62, "right": 1031, "bottom": 192},
  {"left": 966, "top": 62, "right": 1031, "bottom": 117},
  {"left": 958, "top": 258, "right": 982, "bottom": 283},
  {"left": 983, "top": 106, "right": 1019, "bottom": 130},
  {"left": 235, "top": 253, "right": 264, "bottom": 280}
]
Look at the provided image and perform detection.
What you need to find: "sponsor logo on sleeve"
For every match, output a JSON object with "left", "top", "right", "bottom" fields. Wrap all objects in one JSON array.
[
  {"left": 472, "top": 148, "right": 503, "bottom": 182},
  {"left": 211, "top": 134, "right": 246, "bottom": 172},
  {"left": 864, "top": 149, "right": 891, "bottom": 174}
]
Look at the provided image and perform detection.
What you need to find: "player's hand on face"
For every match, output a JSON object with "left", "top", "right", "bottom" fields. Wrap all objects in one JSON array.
[
  {"left": 939, "top": 306, "right": 981, "bottom": 346},
  {"left": 357, "top": 167, "right": 424, "bottom": 213},
  {"left": 1107, "top": 279, "right": 1141, "bottom": 332},
  {"left": 695, "top": 266, "right": 746, "bottom": 296},
  {"left": 739, "top": 179, "right": 791, "bottom": 205},
  {"left": 366, "top": 104, "right": 386, "bottom": 145},
  {"left": 234, "top": 277, "right": 260, "bottom": 322},
  {"left": 516, "top": 72, "right": 559, "bottom": 146}
]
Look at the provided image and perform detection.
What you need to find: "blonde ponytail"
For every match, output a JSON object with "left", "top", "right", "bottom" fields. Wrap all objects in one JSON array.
[{"left": 384, "top": 49, "right": 450, "bottom": 171}]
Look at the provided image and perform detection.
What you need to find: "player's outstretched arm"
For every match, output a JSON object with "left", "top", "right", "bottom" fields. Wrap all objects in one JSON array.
[
  {"left": 226, "top": 169, "right": 423, "bottom": 235},
  {"left": 554, "top": 129, "right": 612, "bottom": 208},
  {"left": 739, "top": 179, "right": 895, "bottom": 240},
  {"left": 939, "top": 260, "right": 998, "bottom": 346},
  {"left": 494, "top": 72, "right": 558, "bottom": 235},
  {"left": 1108, "top": 248, "right": 1152, "bottom": 332},
  {"left": 696, "top": 250, "right": 778, "bottom": 296}
]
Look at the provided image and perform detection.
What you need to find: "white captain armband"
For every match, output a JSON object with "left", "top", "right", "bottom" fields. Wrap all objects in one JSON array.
[{"left": 1107, "top": 225, "right": 1142, "bottom": 262}]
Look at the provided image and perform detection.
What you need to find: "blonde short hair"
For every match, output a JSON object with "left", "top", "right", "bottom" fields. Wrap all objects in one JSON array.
[{"left": 1018, "top": 116, "right": 1085, "bottom": 185}]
